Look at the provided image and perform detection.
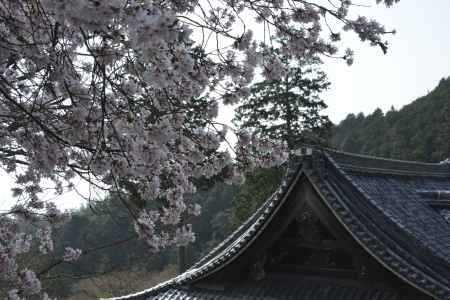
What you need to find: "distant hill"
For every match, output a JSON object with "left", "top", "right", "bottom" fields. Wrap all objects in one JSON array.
[{"left": 332, "top": 77, "right": 450, "bottom": 162}]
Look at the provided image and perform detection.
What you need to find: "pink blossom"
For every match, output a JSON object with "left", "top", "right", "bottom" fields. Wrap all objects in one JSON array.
[
  {"left": 190, "top": 204, "right": 202, "bottom": 217},
  {"left": 262, "top": 56, "right": 286, "bottom": 81},
  {"left": 7, "top": 289, "right": 23, "bottom": 300},
  {"left": 63, "top": 247, "right": 82, "bottom": 262},
  {"left": 19, "top": 269, "right": 41, "bottom": 295},
  {"left": 12, "top": 234, "right": 32, "bottom": 255},
  {"left": 174, "top": 224, "right": 196, "bottom": 246},
  {"left": 207, "top": 100, "right": 219, "bottom": 118},
  {"left": 235, "top": 30, "right": 253, "bottom": 51},
  {"left": 134, "top": 210, "right": 160, "bottom": 241},
  {"left": 36, "top": 227, "right": 54, "bottom": 254}
]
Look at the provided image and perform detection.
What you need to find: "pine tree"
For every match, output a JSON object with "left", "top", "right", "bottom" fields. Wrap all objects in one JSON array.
[
  {"left": 233, "top": 54, "right": 332, "bottom": 150},
  {"left": 230, "top": 53, "right": 332, "bottom": 228}
]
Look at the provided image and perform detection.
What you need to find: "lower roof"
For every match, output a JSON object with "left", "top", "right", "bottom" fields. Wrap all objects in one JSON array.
[{"left": 146, "top": 274, "right": 401, "bottom": 300}]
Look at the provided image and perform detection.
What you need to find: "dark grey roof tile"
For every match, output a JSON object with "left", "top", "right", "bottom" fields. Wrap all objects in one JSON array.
[
  {"left": 321, "top": 150, "right": 450, "bottom": 299},
  {"left": 145, "top": 275, "right": 401, "bottom": 300}
]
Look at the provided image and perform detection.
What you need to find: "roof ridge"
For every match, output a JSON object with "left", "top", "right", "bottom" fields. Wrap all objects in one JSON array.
[
  {"left": 318, "top": 152, "right": 450, "bottom": 299},
  {"left": 324, "top": 148, "right": 446, "bottom": 166},
  {"left": 323, "top": 148, "right": 450, "bottom": 176}
]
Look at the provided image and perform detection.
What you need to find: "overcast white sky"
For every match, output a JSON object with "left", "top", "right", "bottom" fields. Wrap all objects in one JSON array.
[
  {"left": 321, "top": 0, "right": 450, "bottom": 123},
  {"left": 1, "top": 0, "right": 450, "bottom": 211}
]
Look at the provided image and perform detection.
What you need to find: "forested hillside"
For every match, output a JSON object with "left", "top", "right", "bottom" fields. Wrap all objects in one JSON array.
[{"left": 332, "top": 77, "right": 450, "bottom": 162}]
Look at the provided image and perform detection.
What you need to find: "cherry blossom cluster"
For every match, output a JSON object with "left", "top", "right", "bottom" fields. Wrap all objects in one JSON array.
[
  {"left": 0, "top": 0, "right": 398, "bottom": 298},
  {"left": 62, "top": 247, "right": 82, "bottom": 263},
  {"left": 1, "top": 219, "right": 41, "bottom": 298},
  {"left": 1, "top": 204, "right": 68, "bottom": 298}
]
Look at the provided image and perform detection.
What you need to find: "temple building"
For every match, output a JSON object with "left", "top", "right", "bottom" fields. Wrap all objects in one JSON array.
[{"left": 107, "top": 149, "right": 450, "bottom": 300}]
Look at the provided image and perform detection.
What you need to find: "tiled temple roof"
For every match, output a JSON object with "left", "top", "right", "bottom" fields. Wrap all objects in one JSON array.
[
  {"left": 146, "top": 274, "right": 401, "bottom": 300},
  {"left": 317, "top": 150, "right": 450, "bottom": 299},
  {"left": 104, "top": 149, "right": 450, "bottom": 300}
]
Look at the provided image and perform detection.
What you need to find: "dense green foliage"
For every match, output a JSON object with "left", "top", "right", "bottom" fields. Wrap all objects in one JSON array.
[
  {"left": 230, "top": 167, "right": 284, "bottom": 228},
  {"left": 189, "top": 183, "right": 238, "bottom": 259},
  {"left": 233, "top": 56, "right": 332, "bottom": 149},
  {"left": 332, "top": 77, "right": 450, "bottom": 162}
]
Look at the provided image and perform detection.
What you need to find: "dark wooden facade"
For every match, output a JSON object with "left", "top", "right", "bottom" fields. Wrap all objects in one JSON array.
[{"left": 105, "top": 149, "right": 450, "bottom": 300}]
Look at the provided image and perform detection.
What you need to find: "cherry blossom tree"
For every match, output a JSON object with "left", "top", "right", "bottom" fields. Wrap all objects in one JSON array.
[{"left": 0, "top": 0, "right": 398, "bottom": 298}]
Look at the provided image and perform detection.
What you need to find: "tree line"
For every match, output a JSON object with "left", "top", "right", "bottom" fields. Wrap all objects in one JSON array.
[{"left": 332, "top": 77, "right": 450, "bottom": 162}]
